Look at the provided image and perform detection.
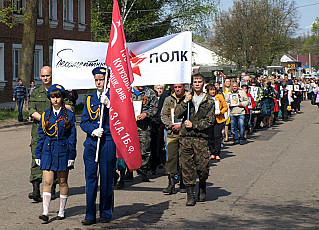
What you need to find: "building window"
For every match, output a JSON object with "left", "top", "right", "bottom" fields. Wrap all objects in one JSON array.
[
  {"left": 49, "top": 0, "right": 57, "bottom": 20},
  {"left": 49, "top": 0, "right": 58, "bottom": 28},
  {"left": 33, "top": 45, "right": 43, "bottom": 80},
  {"left": 78, "top": 0, "right": 85, "bottom": 24},
  {"left": 63, "top": 0, "right": 74, "bottom": 30},
  {"left": 12, "top": 44, "right": 22, "bottom": 80},
  {"left": 63, "top": 0, "right": 73, "bottom": 22},
  {"left": 38, "top": 0, "right": 42, "bottom": 18},
  {"left": 12, "top": 0, "right": 25, "bottom": 14},
  {"left": 12, "top": 44, "right": 43, "bottom": 80}
]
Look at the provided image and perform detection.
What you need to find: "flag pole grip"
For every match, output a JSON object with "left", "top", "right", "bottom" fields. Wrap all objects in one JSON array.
[{"left": 95, "top": 67, "right": 110, "bottom": 162}]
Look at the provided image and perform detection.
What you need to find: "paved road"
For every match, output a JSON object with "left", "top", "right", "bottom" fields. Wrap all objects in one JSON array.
[{"left": 0, "top": 101, "right": 318, "bottom": 229}]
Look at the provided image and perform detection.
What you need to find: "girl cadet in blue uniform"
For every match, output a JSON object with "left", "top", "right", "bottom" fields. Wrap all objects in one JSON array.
[
  {"left": 80, "top": 67, "right": 116, "bottom": 225},
  {"left": 35, "top": 84, "right": 76, "bottom": 222}
]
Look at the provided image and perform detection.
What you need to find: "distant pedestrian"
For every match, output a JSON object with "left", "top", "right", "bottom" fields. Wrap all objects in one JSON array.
[
  {"left": 13, "top": 78, "right": 27, "bottom": 122},
  {"left": 27, "top": 80, "right": 36, "bottom": 99}
]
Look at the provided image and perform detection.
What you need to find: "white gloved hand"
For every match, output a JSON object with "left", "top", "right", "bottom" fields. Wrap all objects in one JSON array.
[
  {"left": 67, "top": 160, "right": 75, "bottom": 168},
  {"left": 91, "top": 128, "right": 104, "bottom": 138},
  {"left": 100, "top": 95, "right": 110, "bottom": 108},
  {"left": 35, "top": 159, "right": 41, "bottom": 166}
]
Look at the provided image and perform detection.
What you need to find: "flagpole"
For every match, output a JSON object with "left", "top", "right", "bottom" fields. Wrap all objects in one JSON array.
[
  {"left": 187, "top": 83, "right": 190, "bottom": 120},
  {"left": 95, "top": 67, "right": 110, "bottom": 162}
]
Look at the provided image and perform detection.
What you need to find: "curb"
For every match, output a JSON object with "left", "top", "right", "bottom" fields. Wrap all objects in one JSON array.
[{"left": 0, "top": 121, "right": 33, "bottom": 130}]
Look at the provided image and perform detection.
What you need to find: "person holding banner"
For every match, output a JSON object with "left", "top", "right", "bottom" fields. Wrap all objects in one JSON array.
[
  {"left": 175, "top": 73, "right": 215, "bottom": 206},
  {"left": 35, "top": 84, "right": 76, "bottom": 222},
  {"left": 206, "top": 84, "right": 228, "bottom": 161},
  {"left": 132, "top": 86, "right": 158, "bottom": 182},
  {"left": 80, "top": 67, "right": 116, "bottom": 225}
]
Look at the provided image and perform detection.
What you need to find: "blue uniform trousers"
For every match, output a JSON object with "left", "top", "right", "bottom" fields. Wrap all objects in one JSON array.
[{"left": 83, "top": 139, "right": 116, "bottom": 220}]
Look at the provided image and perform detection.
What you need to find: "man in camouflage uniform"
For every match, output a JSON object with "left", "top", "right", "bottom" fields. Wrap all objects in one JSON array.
[
  {"left": 175, "top": 73, "right": 215, "bottom": 206},
  {"left": 161, "top": 84, "right": 185, "bottom": 194},
  {"left": 132, "top": 86, "right": 158, "bottom": 182},
  {"left": 28, "top": 66, "right": 73, "bottom": 201}
]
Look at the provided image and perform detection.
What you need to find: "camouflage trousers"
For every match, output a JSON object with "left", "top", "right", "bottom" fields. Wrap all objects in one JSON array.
[
  {"left": 138, "top": 127, "right": 151, "bottom": 170},
  {"left": 30, "top": 138, "right": 58, "bottom": 184},
  {"left": 30, "top": 138, "right": 43, "bottom": 182},
  {"left": 179, "top": 137, "right": 210, "bottom": 186}
]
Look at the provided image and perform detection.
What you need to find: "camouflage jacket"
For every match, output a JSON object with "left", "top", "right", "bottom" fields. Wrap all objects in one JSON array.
[
  {"left": 132, "top": 87, "right": 158, "bottom": 129},
  {"left": 161, "top": 92, "right": 185, "bottom": 137},
  {"left": 175, "top": 93, "right": 215, "bottom": 139}
]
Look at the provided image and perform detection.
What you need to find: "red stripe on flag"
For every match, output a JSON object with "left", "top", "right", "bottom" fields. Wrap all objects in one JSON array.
[{"left": 105, "top": 0, "right": 142, "bottom": 171}]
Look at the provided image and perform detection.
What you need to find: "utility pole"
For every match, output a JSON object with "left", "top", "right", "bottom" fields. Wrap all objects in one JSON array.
[{"left": 309, "top": 52, "right": 311, "bottom": 74}]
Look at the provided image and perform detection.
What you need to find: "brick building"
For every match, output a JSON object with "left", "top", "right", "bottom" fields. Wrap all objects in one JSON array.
[{"left": 0, "top": 0, "right": 91, "bottom": 104}]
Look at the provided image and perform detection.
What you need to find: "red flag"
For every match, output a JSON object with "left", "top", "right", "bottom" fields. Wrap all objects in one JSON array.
[
  {"left": 221, "top": 73, "right": 226, "bottom": 79},
  {"left": 105, "top": 0, "right": 142, "bottom": 171}
]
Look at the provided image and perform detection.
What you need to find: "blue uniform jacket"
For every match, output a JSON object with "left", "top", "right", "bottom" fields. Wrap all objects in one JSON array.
[
  {"left": 80, "top": 90, "right": 113, "bottom": 148},
  {"left": 35, "top": 108, "right": 77, "bottom": 171}
]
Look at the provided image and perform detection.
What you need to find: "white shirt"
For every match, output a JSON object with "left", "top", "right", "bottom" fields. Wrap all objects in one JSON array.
[{"left": 52, "top": 106, "right": 61, "bottom": 117}]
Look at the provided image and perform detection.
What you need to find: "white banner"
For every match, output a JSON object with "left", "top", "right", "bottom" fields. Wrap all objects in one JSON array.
[{"left": 52, "top": 32, "right": 192, "bottom": 89}]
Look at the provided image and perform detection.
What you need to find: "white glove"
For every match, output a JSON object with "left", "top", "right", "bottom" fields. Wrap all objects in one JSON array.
[
  {"left": 100, "top": 95, "right": 110, "bottom": 108},
  {"left": 67, "top": 160, "right": 75, "bottom": 167},
  {"left": 35, "top": 159, "right": 41, "bottom": 166},
  {"left": 91, "top": 128, "right": 104, "bottom": 138}
]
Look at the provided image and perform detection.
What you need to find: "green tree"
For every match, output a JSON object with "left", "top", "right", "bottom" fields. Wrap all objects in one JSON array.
[
  {"left": 311, "top": 17, "right": 319, "bottom": 36},
  {"left": 299, "top": 18, "right": 319, "bottom": 55},
  {"left": 0, "top": 0, "right": 24, "bottom": 28},
  {"left": 212, "top": 0, "right": 298, "bottom": 68}
]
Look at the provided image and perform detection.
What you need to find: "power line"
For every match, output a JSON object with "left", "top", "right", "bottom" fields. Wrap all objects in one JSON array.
[{"left": 297, "top": 2, "right": 319, "bottom": 9}]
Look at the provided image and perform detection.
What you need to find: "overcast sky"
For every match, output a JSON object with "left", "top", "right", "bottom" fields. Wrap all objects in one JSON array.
[{"left": 218, "top": 0, "right": 319, "bottom": 35}]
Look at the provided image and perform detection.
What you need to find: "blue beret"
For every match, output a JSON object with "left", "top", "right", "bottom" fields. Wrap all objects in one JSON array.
[
  {"left": 47, "top": 84, "right": 66, "bottom": 99},
  {"left": 92, "top": 67, "right": 107, "bottom": 76}
]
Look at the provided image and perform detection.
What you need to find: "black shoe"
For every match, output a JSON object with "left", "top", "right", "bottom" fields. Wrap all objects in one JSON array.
[
  {"left": 142, "top": 173, "right": 150, "bottom": 182},
  {"left": 57, "top": 216, "right": 65, "bottom": 220},
  {"left": 81, "top": 219, "right": 96, "bottom": 225},
  {"left": 197, "top": 182, "right": 206, "bottom": 202},
  {"left": 117, "top": 179, "right": 125, "bottom": 189},
  {"left": 233, "top": 142, "right": 240, "bottom": 145},
  {"left": 125, "top": 171, "right": 134, "bottom": 181},
  {"left": 39, "top": 214, "right": 49, "bottom": 222},
  {"left": 186, "top": 186, "right": 196, "bottom": 206},
  {"left": 136, "top": 169, "right": 143, "bottom": 175},
  {"left": 29, "top": 179, "right": 42, "bottom": 202},
  {"left": 162, "top": 175, "right": 176, "bottom": 194},
  {"left": 151, "top": 169, "right": 157, "bottom": 175},
  {"left": 101, "top": 218, "right": 111, "bottom": 223},
  {"left": 240, "top": 140, "right": 247, "bottom": 145}
]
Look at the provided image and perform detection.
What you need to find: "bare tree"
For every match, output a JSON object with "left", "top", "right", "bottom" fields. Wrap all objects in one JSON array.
[{"left": 212, "top": 0, "right": 299, "bottom": 68}]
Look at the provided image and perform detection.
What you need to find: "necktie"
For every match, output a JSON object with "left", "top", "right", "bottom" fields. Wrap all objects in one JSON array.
[{"left": 55, "top": 112, "right": 57, "bottom": 116}]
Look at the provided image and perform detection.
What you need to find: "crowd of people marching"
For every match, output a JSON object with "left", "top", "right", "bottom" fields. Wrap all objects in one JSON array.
[
  {"left": 27, "top": 65, "right": 319, "bottom": 225},
  {"left": 118, "top": 71, "right": 319, "bottom": 206}
]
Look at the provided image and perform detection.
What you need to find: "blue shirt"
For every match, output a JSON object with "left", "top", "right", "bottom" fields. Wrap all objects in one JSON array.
[{"left": 13, "top": 84, "right": 27, "bottom": 99}]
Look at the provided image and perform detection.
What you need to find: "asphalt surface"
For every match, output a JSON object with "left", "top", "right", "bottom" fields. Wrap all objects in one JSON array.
[{"left": 0, "top": 100, "right": 318, "bottom": 229}]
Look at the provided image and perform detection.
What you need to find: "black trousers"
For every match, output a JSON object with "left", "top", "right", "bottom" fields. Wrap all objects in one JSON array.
[
  {"left": 281, "top": 100, "right": 288, "bottom": 121},
  {"left": 208, "top": 122, "right": 225, "bottom": 156}
]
